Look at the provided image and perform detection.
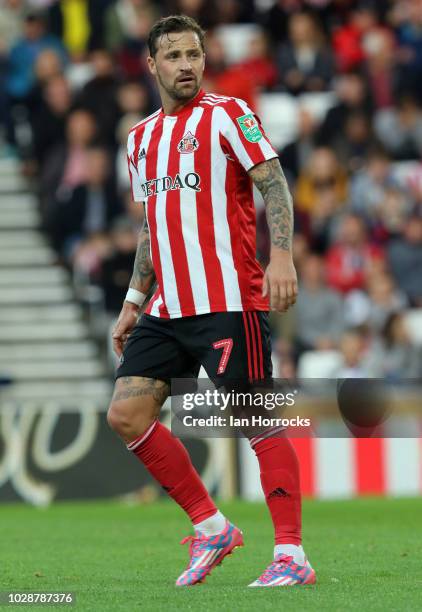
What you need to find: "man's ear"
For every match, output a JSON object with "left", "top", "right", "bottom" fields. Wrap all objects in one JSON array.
[{"left": 147, "top": 55, "right": 156, "bottom": 76}]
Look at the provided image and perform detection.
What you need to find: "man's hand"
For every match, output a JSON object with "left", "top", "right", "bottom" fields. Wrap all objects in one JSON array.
[
  {"left": 262, "top": 250, "right": 298, "bottom": 312},
  {"left": 112, "top": 302, "right": 140, "bottom": 357}
]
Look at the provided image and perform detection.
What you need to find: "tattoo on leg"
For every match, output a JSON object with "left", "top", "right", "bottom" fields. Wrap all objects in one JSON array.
[{"left": 113, "top": 377, "right": 170, "bottom": 404}]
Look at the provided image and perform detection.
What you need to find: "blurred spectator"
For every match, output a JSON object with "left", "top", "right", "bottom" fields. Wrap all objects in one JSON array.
[
  {"left": 41, "top": 108, "right": 97, "bottom": 218},
  {"left": 165, "top": 0, "right": 218, "bottom": 29},
  {"left": 344, "top": 271, "right": 407, "bottom": 331},
  {"left": 72, "top": 232, "right": 112, "bottom": 279},
  {"left": 372, "top": 186, "right": 412, "bottom": 243},
  {"left": 325, "top": 214, "right": 384, "bottom": 294},
  {"left": 332, "top": 4, "right": 379, "bottom": 72},
  {"left": 332, "top": 110, "right": 373, "bottom": 172},
  {"left": 306, "top": 188, "right": 343, "bottom": 254},
  {"left": 276, "top": 12, "right": 334, "bottom": 95},
  {"left": 261, "top": 0, "right": 303, "bottom": 45},
  {"left": 317, "top": 72, "right": 372, "bottom": 146},
  {"left": 47, "top": 0, "right": 113, "bottom": 54},
  {"left": 294, "top": 253, "right": 344, "bottom": 355},
  {"left": 388, "top": 216, "right": 422, "bottom": 305},
  {"left": 350, "top": 147, "right": 412, "bottom": 239},
  {"left": 291, "top": 232, "right": 310, "bottom": 276},
  {"left": 406, "top": 160, "right": 422, "bottom": 211},
  {"left": 374, "top": 94, "right": 422, "bottom": 160},
  {"left": 235, "top": 30, "right": 278, "bottom": 91},
  {"left": 295, "top": 147, "right": 348, "bottom": 214},
  {"left": 48, "top": 0, "right": 90, "bottom": 58},
  {"left": 203, "top": 30, "right": 257, "bottom": 109},
  {"left": 367, "top": 312, "right": 422, "bottom": 379},
  {"left": 333, "top": 330, "right": 372, "bottom": 377},
  {"left": 30, "top": 74, "right": 72, "bottom": 168},
  {"left": 104, "top": 0, "right": 157, "bottom": 78},
  {"left": 6, "top": 12, "right": 66, "bottom": 102},
  {"left": 363, "top": 26, "right": 397, "bottom": 109},
  {"left": 49, "top": 145, "right": 122, "bottom": 258},
  {"left": 25, "top": 47, "right": 65, "bottom": 122},
  {"left": 350, "top": 147, "right": 398, "bottom": 220},
  {"left": 115, "top": 80, "right": 151, "bottom": 193},
  {"left": 98, "top": 216, "right": 139, "bottom": 313},
  {"left": 0, "top": 0, "right": 25, "bottom": 53},
  {"left": 394, "top": 0, "right": 422, "bottom": 101},
  {"left": 279, "top": 107, "right": 317, "bottom": 181},
  {"left": 122, "top": 189, "right": 145, "bottom": 226},
  {"left": 0, "top": 0, "right": 26, "bottom": 145},
  {"left": 214, "top": 0, "right": 256, "bottom": 24},
  {"left": 76, "top": 49, "right": 120, "bottom": 146}
]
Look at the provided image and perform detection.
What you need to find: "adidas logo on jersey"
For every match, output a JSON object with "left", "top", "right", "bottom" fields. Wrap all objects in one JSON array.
[
  {"left": 138, "top": 147, "right": 146, "bottom": 161},
  {"left": 177, "top": 131, "right": 199, "bottom": 154}
]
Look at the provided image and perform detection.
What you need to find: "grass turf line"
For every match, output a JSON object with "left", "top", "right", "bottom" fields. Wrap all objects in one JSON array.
[{"left": 1, "top": 498, "right": 421, "bottom": 611}]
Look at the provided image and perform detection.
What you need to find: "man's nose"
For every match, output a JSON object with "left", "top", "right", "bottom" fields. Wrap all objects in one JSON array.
[{"left": 180, "top": 57, "right": 193, "bottom": 71}]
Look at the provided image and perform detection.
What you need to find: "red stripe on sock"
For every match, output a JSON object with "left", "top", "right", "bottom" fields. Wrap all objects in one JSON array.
[
  {"left": 252, "top": 436, "right": 302, "bottom": 545},
  {"left": 132, "top": 421, "right": 217, "bottom": 523},
  {"left": 127, "top": 420, "right": 158, "bottom": 450},
  {"left": 250, "top": 425, "right": 285, "bottom": 447}
]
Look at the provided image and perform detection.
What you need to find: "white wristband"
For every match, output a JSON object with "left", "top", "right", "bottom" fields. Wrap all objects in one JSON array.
[{"left": 125, "top": 288, "right": 146, "bottom": 307}]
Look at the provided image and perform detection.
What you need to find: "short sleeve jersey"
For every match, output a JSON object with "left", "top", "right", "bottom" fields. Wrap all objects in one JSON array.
[{"left": 127, "top": 89, "right": 278, "bottom": 319}]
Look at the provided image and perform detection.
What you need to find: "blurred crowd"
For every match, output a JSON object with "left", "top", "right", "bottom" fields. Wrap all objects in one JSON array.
[{"left": 1, "top": 0, "right": 422, "bottom": 379}]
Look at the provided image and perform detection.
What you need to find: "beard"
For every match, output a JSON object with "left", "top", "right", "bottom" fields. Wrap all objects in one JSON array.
[{"left": 157, "top": 71, "right": 200, "bottom": 101}]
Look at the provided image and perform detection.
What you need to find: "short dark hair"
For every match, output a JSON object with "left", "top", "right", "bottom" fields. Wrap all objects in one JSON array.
[{"left": 148, "top": 15, "right": 205, "bottom": 57}]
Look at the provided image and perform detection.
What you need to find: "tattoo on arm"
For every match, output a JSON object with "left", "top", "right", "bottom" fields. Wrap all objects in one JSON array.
[
  {"left": 129, "top": 204, "right": 156, "bottom": 292},
  {"left": 249, "top": 158, "right": 293, "bottom": 251}
]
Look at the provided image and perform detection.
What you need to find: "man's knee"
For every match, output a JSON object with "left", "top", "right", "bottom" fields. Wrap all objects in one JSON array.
[
  {"left": 107, "top": 376, "right": 169, "bottom": 438},
  {"left": 107, "top": 399, "right": 156, "bottom": 436}
]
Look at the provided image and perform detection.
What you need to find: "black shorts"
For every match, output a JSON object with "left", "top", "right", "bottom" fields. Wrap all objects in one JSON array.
[{"left": 116, "top": 311, "right": 272, "bottom": 388}]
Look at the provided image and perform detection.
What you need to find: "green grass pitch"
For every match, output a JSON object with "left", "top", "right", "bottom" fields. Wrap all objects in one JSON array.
[{"left": 1, "top": 498, "right": 421, "bottom": 611}]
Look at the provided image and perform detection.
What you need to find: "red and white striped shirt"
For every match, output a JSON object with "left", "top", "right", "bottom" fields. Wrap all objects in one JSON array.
[{"left": 127, "top": 89, "right": 278, "bottom": 319}]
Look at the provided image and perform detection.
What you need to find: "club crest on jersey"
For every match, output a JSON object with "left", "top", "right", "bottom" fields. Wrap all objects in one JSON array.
[
  {"left": 236, "top": 113, "right": 263, "bottom": 143},
  {"left": 177, "top": 131, "right": 199, "bottom": 154}
]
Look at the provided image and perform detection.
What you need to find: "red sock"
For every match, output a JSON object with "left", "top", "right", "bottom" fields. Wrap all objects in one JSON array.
[
  {"left": 128, "top": 420, "right": 217, "bottom": 524},
  {"left": 251, "top": 433, "right": 302, "bottom": 545}
]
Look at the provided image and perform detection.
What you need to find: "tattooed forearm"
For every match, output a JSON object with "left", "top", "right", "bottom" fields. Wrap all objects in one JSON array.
[
  {"left": 129, "top": 204, "right": 156, "bottom": 292},
  {"left": 249, "top": 158, "right": 293, "bottom": 251}
]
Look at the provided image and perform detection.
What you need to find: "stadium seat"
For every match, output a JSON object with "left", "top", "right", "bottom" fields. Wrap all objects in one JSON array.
[
  {"left": 0, "top": 230, "right": 47, "bottom": 247},
  {"left": 403, "top": 309, "right": 422, "bottom": 346},
  {"left": 1, "top": 379, "right": 112, "bottom": 400},
  {"left": 0, "top": 341, "right": 97, "bottom": 360},
  {"left": 0, "top": 304, "right": 82, "bottom": 323},
  {"left": 0, "top": 210, "right": 40, "bottom": 229},
  {"left": 215, "top": 24, "right": 262, "bottom": 65},
  {"left": 1, "top": 360, "right": 105, "bottom": 380},
  {"left": 391, "top": 161, "right": 420, "bottom": 186},
  {"left": 258, "top": 92, "right": 337, "bottom": 150},
  {"left": 297, "top": 350, "right": 343, "bottom": 378},
  {"left": 0, "top": 321, "right": 87, "bottom": 341},
  {"left": 0, "top": 286, "right": 73, "bottom": 304},
  {"left": 0, "top": 267, "right": 68, "bottom": 286}
]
